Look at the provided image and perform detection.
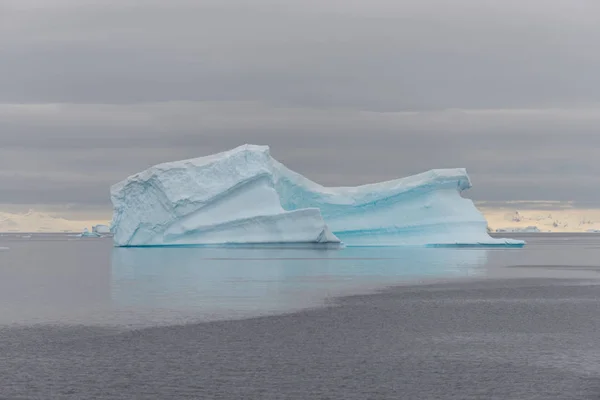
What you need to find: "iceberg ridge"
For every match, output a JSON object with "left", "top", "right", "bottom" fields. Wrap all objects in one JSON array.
[{"left": 110, "top": 144, "right": 523, "bottom": 247}]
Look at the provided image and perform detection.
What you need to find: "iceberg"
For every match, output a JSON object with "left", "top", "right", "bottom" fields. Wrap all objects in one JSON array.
[
  {"left": 495, "top": 226, "right": 541, "bottom": 233},
  {"left": 92, "top": 224, "right": 111, "bottom": 235},
  {"left": 80, "top": 227, "right": 100, "bottom": 238},
  {"left": 110, "top": 144, "right": 523, "bottom": 247}
]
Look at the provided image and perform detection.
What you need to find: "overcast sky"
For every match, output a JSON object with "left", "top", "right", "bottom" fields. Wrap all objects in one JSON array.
[{"left": 1, "top": 0, "right": 600, "bottom": 216}]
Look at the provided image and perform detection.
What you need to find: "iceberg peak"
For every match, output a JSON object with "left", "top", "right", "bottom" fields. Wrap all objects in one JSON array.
[{"left": 110, "top": 144, "right": 523, "bottom": 247}]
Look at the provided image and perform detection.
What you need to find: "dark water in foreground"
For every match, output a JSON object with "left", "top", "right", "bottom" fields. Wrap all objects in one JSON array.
[{"left": 1, "top": 233, "right": 599, "bottom": 399}]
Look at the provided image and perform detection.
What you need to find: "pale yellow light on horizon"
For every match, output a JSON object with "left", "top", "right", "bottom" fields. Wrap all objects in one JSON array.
[
  {"left": 2, "top": 204, "right": 600, "bottom": 233},
  {"left": 0, "top": 210, "right": 109, "bottom": 233},
  {"left": 479, "top": 207, "right": 600, "bottom": 233}
]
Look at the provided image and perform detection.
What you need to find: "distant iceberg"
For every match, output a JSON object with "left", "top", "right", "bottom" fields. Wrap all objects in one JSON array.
[
  {"left": 80, "top": 227, "right": 100, "bottom": 238},
  {"left": 92, "top": 224, "right": 111, "bottom": 235},
  {"left": 110, "top": 144, "right": 523, "bottom": 247},
  {"left": 496, "top": 226, "right": 541, "bottom": 233}
]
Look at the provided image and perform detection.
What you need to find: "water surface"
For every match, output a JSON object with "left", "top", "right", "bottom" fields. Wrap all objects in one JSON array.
[
  {"left": 1, "top": 233, "right": 600, "bottom": 399},
  {"left": 1, "top": 233, "right": 599, "bottom": 326}
]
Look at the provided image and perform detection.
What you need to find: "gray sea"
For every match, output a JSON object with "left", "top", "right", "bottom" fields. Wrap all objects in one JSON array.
[{"left": 1, "top": 233, "right": 599, "bottom": 399}]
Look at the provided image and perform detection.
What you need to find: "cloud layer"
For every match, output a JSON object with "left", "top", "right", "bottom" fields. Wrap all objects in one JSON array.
[{"left": 1, "top": 0, "right": 599, "bottom": 214}]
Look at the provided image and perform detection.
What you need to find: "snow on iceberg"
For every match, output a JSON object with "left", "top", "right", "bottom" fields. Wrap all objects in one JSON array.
[{"left": 110, "top": 144, "right": 523, "bottom": 247}]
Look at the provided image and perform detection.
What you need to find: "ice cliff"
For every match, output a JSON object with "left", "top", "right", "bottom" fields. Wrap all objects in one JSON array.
[{"left": 110, "top": 145, "right": 523, "bottom": 247}]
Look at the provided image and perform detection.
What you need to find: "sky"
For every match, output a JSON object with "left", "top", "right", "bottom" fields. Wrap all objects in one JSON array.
[{"left": 1, "top": 0, "right": 600, "bottom": 224}]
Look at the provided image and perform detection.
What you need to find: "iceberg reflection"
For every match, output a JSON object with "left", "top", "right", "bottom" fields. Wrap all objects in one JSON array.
[{"left": 111, "top": 247, "right": 489, "bottom": 321}]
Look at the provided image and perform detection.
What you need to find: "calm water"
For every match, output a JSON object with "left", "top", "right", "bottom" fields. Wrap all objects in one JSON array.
[
  {"left": 0, "top": 234, "right": 492, "bottom": 326},
  {"left": 1, "top": 233, "right": 599, "bottom": 398}
]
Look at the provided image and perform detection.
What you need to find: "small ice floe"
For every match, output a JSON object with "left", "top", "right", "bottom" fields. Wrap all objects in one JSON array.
[
  {"left": 92, "top": 224, "right": 111, "bottom": 235},
  {"left": 80, "top": 228, "right": 101, "bottom": 238}
]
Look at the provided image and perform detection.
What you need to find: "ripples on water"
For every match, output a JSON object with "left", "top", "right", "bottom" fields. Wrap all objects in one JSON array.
[{"left": 0, "top": 233, "right": 599, "bottom": 399}]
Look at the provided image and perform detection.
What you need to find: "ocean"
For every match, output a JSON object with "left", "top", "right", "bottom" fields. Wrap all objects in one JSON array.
[{"left": 0, "top": 233, "right": 599, "bottom": 399}]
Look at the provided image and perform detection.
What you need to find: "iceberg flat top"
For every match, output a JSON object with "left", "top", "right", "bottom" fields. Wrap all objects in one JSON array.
[{"left": 110, "top": 144, "right": 524, "bottom": 247}]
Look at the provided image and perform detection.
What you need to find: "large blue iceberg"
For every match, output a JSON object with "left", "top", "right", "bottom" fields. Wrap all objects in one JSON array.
[{"left": 110, "top": 144, "right": 523, "bottom": 247}]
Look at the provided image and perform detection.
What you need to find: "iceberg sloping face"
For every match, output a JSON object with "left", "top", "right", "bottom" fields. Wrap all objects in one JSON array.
[
  {"left": 272, "top": 162, "right": 521, "bottom": 246},
  {"left": 110, "top": 144, "right": 523, "bottom": 247}
]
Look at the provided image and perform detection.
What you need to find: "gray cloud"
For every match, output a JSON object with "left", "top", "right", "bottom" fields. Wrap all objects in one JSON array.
[
  {"left": 2, "top": 0, "right": 600, "bottom": 108},
  {"left": 1, "top": 102, "right": 600, "bottom": 210},
  {"left": 1, "top": 0, "right": 599, "bottom": 214}
]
